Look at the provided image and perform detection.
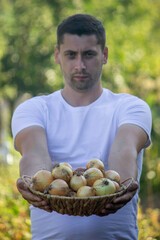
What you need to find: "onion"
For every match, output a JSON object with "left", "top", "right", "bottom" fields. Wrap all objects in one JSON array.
[
  {"left": 112, "top": 180, "right": 120, "bottom": 191},
  {"left": 32, "top": 170, "right": 54, "bottom": 192},
  {"left": 104, "top": 170, "right": 120, "bottom": 184},
  {"left": 86, "top": 158, "right": 105, "bottom": 172},
  {"left": 73, "top": 167, "right": 86, "bottom": 176},
  {"left": 70, "top": 174, "right": 87, "bottom": 191},
  {"left": 60, "top": 162, "right": 73, "bottom": 171},
  {"left": 93, "top": 178, "right": 116, "bottom": 196},
  {"left": 83, "top": 167, "right": 104, "bottom": 186},
  {"left": 68, "top": 190, "right": 77, "bottom": 197},
  {"left": 48, "top": 179, "right": 69, "bottom": 196},
  {"left": 52, "top": 163, "right": 73, "bottom": 182},
  {"left": 77, "top": 186, "right": 95, "bottom": 197}
]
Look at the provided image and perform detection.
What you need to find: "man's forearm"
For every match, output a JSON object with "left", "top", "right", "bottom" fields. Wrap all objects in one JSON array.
[
  {"left": 108, "top": 146, "right": 138, "bottom": 182},
  {"left": 19, "top": 155, "right": 53, "bottom": 177}
]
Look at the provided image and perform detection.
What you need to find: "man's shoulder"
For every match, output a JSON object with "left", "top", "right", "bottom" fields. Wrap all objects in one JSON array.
[
  {"left": 103, "top": 88, "right": 137, "bottom": 102},
  {"left": 19, "top": 90, "right": 61, "bottom": 107},
  {"left": 32, "top": 90, "right": 61, "bottom": 103},
  {"left": 102, "top": 89, "right": 151, "bottom": 113},
  {"left": 13, "top": 90, "right": 62, "bottom": 118},
  {"left": 104, "top": 88, "right": 148, "bottom": 105}
]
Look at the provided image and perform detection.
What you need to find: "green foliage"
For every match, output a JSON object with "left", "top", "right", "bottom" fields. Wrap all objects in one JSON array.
[
  {"left": 138, "top": 206, "right": 160, "bottom": 240},
  {"left": 0, "top": 162, "right": 31, "bottom": 239}
]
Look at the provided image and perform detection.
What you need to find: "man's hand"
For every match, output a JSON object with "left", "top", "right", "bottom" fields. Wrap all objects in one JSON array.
[
  {"left": 17, "top": 177, "right": 52, "bottom": 213},
  {"left": 97, "top": 179, "right": 138, "bottom": 216}
]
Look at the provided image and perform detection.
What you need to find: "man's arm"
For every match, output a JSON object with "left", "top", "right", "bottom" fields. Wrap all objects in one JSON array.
[
  {"left": 99, "top": 123, "right": 148, "bottom": 216},
  {"left": 108, "top": 123, "right": 148, "bottom": 181},
  {"left": 15, "top": 126, "right": 53, "bottom": 212}
]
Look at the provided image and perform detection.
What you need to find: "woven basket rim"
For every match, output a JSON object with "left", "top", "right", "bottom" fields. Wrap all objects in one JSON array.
[
  {"left": 29, "top": 185, "right": 126, "bottom": 199},
  {"left": 27, "top": 177, "right": 133, "bottom": 200}
]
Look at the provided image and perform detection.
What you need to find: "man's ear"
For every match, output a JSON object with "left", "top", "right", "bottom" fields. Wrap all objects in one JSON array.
[
  {"left": 103, "top": 46, "right": 108, "bottom": 64},
  {"left": 55, "top": 45, "right": 60, "bottom": 64}
]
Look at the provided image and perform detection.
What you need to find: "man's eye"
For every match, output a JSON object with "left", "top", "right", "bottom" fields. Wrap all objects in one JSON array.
[
  {"left": 85, "top": 51, "right": 96, "bottom": 57},
  {"left": 66, "top": 52, "right": 76, "bottom": 58}
]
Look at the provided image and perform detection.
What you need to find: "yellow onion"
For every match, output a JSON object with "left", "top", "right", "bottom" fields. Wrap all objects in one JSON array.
[
  {"left": 77, "top": 186, "right": 95, "bottom": 197},
  {"left": 93, "top": 178, "right": 116, "bottom": 196},
  {"left": 86, "top": 158, "right": 105, "bottom": 172},
  {"left": 70, "top": 174, "right": 87, "bottom": 191},
  {"left": 60, "top": 162, "right": 73, "bottom": 171},
  {"left": 32, "top": 170, "right": 54, "bottom": 192},
  {"left": 112, "top": 180, "right": 120, "bottom": 191},
  {"left": 48, "top": 179, "right": 69, "bottom": 196},
  {"left": 104, "top": 170, "right": 120, "bottom": 184},
  {"left": 52, "top": 163, "right": 73, "bottom": 182},
  {"left": 83, "top": 167, "right": 103, "bottom": 186}
]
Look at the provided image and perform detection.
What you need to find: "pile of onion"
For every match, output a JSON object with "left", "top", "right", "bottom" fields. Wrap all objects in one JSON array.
[{"left": 31, "top": 159, "right": 121, "bottom": 197}]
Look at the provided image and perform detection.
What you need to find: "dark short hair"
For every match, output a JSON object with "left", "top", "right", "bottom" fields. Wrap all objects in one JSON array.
[{"left": 57, "top": 14, "right": 106, "bottom": 50}]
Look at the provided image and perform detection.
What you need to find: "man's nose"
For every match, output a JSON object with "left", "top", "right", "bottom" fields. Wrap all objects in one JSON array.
[{"left": 74, "top": 56, "right": 86, "bottom": 71}]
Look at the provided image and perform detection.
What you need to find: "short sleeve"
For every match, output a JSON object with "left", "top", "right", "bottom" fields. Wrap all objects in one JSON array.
[
  {"left": 11, "top": 97, "right": 46, "bottom": 141},
  {"left": 117, "top": 95, "right": 152, "bottom": 148}
]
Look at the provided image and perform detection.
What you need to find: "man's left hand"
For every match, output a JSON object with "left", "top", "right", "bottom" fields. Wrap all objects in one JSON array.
[{"left": 97, "top": 179, "right": 138, "bottom": 216}]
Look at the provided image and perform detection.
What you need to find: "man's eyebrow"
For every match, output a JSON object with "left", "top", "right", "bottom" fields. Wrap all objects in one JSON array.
[
  {"left": 64, "top": 50, "right": 76, "bottom": 53},
  {"left": 84, "top": 49, "right": 97, "bottom": 53},
  {"left": 63, "top": 50, "right": 76, "bottom": 54},
  {"left": 64, "top": 49, "right": 97, "bottom": 53}
]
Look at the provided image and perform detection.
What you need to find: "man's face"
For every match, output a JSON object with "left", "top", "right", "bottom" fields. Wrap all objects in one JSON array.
[{"left": 55, "top": 34, "right": 108, "bottom": 92}]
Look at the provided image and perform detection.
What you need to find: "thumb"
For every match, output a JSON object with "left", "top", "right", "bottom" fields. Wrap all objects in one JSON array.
[
  {"left": 127, "top": 180, "right": 139, "bottom": 193},
  {"left": 16, "top": 177, "right": 31, "bottom": 190}
]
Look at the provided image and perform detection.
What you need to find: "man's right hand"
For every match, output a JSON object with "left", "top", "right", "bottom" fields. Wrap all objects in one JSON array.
[{"left": 16, "top": 177, "right": 52, "bottom": 212}]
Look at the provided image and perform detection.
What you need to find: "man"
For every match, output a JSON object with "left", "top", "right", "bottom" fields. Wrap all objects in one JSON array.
[{"left": 12, "top": 14, "right": 152, "bottom": 239}]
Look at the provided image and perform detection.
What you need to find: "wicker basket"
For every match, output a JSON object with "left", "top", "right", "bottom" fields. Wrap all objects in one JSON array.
[{"left": 22, "top": 176, "right": 133, "bottom": 216}]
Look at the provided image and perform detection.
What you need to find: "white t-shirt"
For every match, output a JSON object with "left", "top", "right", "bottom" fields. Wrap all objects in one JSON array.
[{"left": 11, "top": 88, "right": 152, "bottom": 240}]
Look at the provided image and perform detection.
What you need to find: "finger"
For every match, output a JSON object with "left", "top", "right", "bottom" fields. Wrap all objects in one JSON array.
[
  {"left": 126, "top": 181, "right": 139, "bottom": 191},
  {"left": 17, "top": 177, "right": 30, "bottom": 190},
  {"left": 28, "top": 200, "right": 52, "bottom": 212},
  {"left": 98, "top": 208, "right": 118, "bottom": 216},
  {"left": 28, "top": 199, "right": 48, "bottom": 207},
  {"left": 102, "top": 203, "right": 124, "bottom": 214},
  {"left": 16, "top": 177, "right": 52, "bottom": 213},
  {"left": 101, "top": 208, "right": 117, "bottom": 214},
  {"left": 105, "top": 202, "right": 124, "bottom": 210},
  {"left": 22, "top": 191, "right": 45, "bottom": 202},
  {"left": 16, "top": 178, "right": 43, "bottom": 202},
  {"left": 113, "top": 181, "right": 138, "bottom": 204},
  {"left": 99, "top": 202, "right": 125, "bottom": 216},
  {"left": 113, "top": 189, "right": 137, "bottom": 204},
  {"left": 40, "top": 205, "right": 52, "bottom": 213}
]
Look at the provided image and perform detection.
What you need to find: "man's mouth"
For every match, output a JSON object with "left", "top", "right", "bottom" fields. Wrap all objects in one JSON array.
[{"left": 73, "top": 74, "right": 89, "bottom": 80}]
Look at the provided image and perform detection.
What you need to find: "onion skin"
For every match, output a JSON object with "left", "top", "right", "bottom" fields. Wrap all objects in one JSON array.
[
  {"left": 32, "top": 170, "right": 54, "bottom": 192},
  {"left": 104, "top": 170, "right": 121, "bottom": 184},
  {"left": 73, "top": 167, "right": 86, "bottom": 176},
  {"left": 68, "top": 190, "right": 77, "bottom": 197},
  {"left": 70, "top": 175, "right": 87, "bottom": 191},
  {"left": 83, "top": 167, "right": 104, "bottom": 186},
  {"left": 52, "top": 163, "right": 73, "bottom": 182},
  {"left": 93, "top": 178, "right": 116, "bottom": 196},
  {"left": 77, "top": 186, "right": 95, "bottom": 197},
  {"left": 86, "top": 159, "right": 105, "bottom": 172},
  {"left": 112, "top": 180, "right": 120, "bottom": 191},
  {"left": 48, "top": 179, "right": 69, "bottom": 196},
  {"left": 61, "top": 162, "right": 73, "bottom": 171}
]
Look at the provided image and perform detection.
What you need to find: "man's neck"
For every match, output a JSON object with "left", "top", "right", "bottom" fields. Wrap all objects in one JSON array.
[{"left": 61, "top": 85, "right": 103, "bottom": 107}]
